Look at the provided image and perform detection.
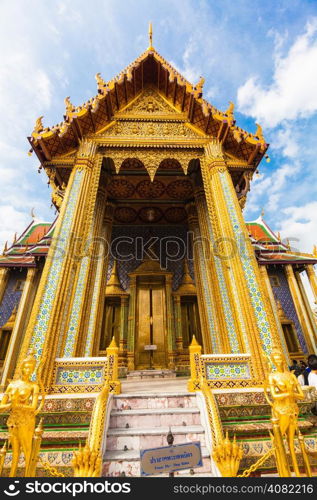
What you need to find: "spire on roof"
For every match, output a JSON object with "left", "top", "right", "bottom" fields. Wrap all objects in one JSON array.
[{"left": 148, "top": 22, "right": 153, "bottom": 50}]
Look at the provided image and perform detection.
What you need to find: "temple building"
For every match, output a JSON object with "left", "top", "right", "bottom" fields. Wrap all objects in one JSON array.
[{"left": 0, "top": 27, "right": 317, "bottom": 476}]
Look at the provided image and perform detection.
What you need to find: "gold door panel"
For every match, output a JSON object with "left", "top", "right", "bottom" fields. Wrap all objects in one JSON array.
[{"left": 136, "top": 282, "right": 167, "bottom": 369}]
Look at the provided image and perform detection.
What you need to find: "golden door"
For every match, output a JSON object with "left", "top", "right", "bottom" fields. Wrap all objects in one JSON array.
[{"left": 135, "top": 283, "right": 167, "bottom": 369}]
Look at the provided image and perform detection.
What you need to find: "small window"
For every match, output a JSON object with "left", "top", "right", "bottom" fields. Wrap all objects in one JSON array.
[
  {"left": 14, "top": 280, "right": 25, "bottom": 292},
  {"left": 269, "top": 275, "right": 280, "bottom": 287}
]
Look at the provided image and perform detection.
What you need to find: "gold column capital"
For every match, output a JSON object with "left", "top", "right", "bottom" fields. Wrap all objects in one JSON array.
[
  {"left": 185, "top": 201, "right": 198, "bottom": 226},
  {"left": 284, "top": 264, "right": 294, "bottom": 278},
  {"left": 104, "top": 202, "right": 115, "bottom": 224},
  {"left": 204, "top": 139, "right": 225, "bottom": 160},
  {"left": 306, "top": 264, "right": 316, "bottom": 278},
  {"left": 25, "top": 267, "right": 37, "bottom": 283},
  {"left": 76, "top": 140, "right": 97, "bottom": 171}
]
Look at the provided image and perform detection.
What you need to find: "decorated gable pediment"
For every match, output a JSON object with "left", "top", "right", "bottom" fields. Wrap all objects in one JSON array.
[
  {"left": 98, "top": 88, "right": 206, "bottom": 142},
  {"left": 115, "top": 87, "right": 182, "bottom": 118}
]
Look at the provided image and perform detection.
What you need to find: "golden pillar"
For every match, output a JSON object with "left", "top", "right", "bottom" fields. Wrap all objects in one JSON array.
[
  {"left": 16, "top": 140, "right": 100, "bottom": 387},
  {"left": 295, "top": 269, "right": 317, "bottom": 346},
  {"left": 0, "top": 268, "right": 9, "bottom": 305},
  {"left": 66, "top": 176, "right": 108, "bottom": 357},
  {"left": 166, "top": 275, "right": 176, "bottom": 368},
  {"left": 195, "top": 187, "right": 246, "bottom": 353},
  {"left": 91, "top": 202, "right": 115, "bottom": 357},
  {"left": 285, "top": 265, "right": 316, "bottom": 353},
  {"left": 306, "top": 264, "right": 317, "bottom": 304},
  {"left": 61, "top": 153, "right": 105, "bottom": 357},
  {"left": 119, "top": 295, "right": 129, "bottom": 360},
  {"left": 1, "top": 267, "right": 38, "bottom": 387},
  {"left": 186, "top": 202, "right": 215, "bottom": 353},
  {"left": 127, "top": 275, "right": 137, "bottom": 371},
  {"left": 258, "top": 265, "right": 290, "bottom": 362},
  {"left": 201, "top": 140, "right": 282, "bottom": 377},
  {"left": 173, "top": 295, "right": 183, "bottom": 354}
]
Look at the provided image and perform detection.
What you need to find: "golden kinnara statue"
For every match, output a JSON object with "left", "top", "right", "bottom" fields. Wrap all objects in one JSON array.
[
  {"left": 264, "top": 347, "right": 304, "bottom": 476},
  {"left": 0, "top": 351, "right": 45, "bottom": 477}
]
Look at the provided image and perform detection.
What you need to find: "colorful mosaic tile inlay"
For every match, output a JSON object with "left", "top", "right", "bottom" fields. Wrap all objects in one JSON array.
[
  {"left": 205, "top": 361, "right": 251, "bottom": 379},
  {"left": 30, "top": 170, "right": 83, "bottom": 359},
  {"left": 205, "top": 215, "right": 241, "bottom": 353},
  {"left": 269, "top": 268, "right": 308, "bottom": 353},
  {"left": 63, "top": 254, "right": 90, "bottom": 357},
  {"left": 0, "top": 270, "right": 25, "bottom": 327},
  {"left": 55, "top": 365, "right": 104, "bottom": 385},
  {"left": 85, "top": 252, "right": 104, "bottom": 356},
  {"left": 220, "top": 172, "right": 273, "bottom": 355},
  {"left": 193, "top": 224, "right": 219, "bottom": 352}
]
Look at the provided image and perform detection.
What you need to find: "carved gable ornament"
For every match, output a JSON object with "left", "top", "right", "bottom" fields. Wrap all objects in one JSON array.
[{"left": 116, "top": 87, "right": 179, "bottom": 117}]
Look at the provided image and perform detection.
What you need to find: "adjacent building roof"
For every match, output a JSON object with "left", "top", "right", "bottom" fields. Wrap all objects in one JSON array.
[{"left": 0, "top": 219, "right": 56, "bottom": 267}]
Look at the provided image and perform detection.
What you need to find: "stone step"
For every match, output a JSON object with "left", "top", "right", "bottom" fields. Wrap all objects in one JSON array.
[
  {"left": 113, "top": 392, "right": 197, "bottom": 410},
  {"left": 106, "top": 425, "right": 206, "bottom": 450},
  {"left": 109, "top": 407, "right": 200, "bottom": 428},
  {"left": 102, "top": 452, "right": 211, "bottom": 477},
  {"left": 104, "top": 445, "right": 210, "bottom": 461},
  {"left": 127, "top": 370, "right": 177, "bottom": 380}
]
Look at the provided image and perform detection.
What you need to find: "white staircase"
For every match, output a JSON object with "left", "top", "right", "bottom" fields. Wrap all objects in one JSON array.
[{"left": 102, "top": 388, "right": 212, "bottom": 477}]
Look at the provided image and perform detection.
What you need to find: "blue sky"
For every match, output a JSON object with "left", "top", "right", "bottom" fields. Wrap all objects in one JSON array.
[{"left": 1, "top": 0, "right": 317, "bottom": 257}]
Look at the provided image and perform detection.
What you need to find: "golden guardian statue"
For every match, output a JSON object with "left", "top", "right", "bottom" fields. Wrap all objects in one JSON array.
[{"left": 0, "top": 351, "right": 45, "bottom": 476}]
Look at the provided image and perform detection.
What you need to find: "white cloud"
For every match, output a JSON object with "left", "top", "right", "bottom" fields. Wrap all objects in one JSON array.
[
  {"left": 237, "top": 17, "right": 317, "bottom": 128},
  {"left": 276, "top": 202, "right": 317, "bottom": 253},
  {"left": 245, "top": 161, "right": 299, "bottom": 215}
]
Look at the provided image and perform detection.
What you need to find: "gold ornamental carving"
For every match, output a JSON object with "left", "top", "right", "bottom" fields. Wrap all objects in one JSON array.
[
  {"left": 0, "top": 351, "right": 46, "bottom": 477},
  {"left": 104, "top": 147, "right": 201, "bottom": 179},
  {"left": 115, "top": 87, "right": 180, "bottom": 117},
  {"left": 102, "top": 119, "right": 203, "bottom": 140}
]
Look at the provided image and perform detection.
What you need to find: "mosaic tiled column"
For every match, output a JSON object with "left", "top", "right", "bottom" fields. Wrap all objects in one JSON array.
[
  {"left": 0, "top": 268, "right": 9, "bottom": 305},
  {"left": 61, "top": 155, "right": 104, "bottom": 357},
  {"left": 91, "top": 203, "right": 115, "bottom": 357},
  {"left": 186, "top": 202, "right": 217, "bottom": 353},
  {"left": 127, "top": 275, "right": 137, "bottom": 371},
  {"left": 284, "top": 265, "right": 317, "bottom": 353},
  {"left": 295, "top": 270, "right": 317, "bottom": 348},
  {"left": 306, "top": 265, "right": 317, "bottom": 304},
  {"left": 166, "top": 275, "right": 176, "bottom": 368},
  {"left": 201, "top": 140, "right": 282, "bottom": 377},
  {"left": 1, "top": 267, "right": 38, "bottom": 387},
  {"left": 195, "top": 187, "right": 246, "bottom": 353},
  {"left": 16, "top": 140, "right": 99, "bottom": 387},
  {"left": 259, "top": 265, "right": 290, "bottom": 362}
]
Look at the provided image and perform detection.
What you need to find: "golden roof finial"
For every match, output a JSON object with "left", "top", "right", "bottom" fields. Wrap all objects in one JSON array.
[
  {"left": 261, "top": 208, "right": 265, "bottom": 218},
  {"left": 32, "top": 116, "right": 44, "bottom": 136},
  {"left": 148, "top": 21, "right": 153, "bottom": 50},
  {"left": 95, "top": 73, "right": 107, "bottom": 93},
  {"left": 313, "top": 245, "right": 317, "bottom": 257},
  {"left": 255, "top": 123, "right": 265, "bottom": 144},
  {"left": 31, "top": 207, "right": 36, "bottom": 219},
  {"left": 3, "top": 241, "right": 8, "bottom": 254},
  {"left": 64, "top": 96, "right": 74, "bottom": 117}
]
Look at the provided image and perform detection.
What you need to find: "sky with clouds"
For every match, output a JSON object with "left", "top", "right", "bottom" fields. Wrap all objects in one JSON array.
[{"left": 1, "top": 0, "right": 317, "bottom": 260}]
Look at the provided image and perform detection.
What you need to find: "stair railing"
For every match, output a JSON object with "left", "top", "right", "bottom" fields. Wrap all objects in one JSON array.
[{"left": 72, "top": 337, "right": 121, "bottom": 477}]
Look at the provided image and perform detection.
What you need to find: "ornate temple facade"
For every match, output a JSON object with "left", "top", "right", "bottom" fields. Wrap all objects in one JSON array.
[{"left": 0, "top": 30, "right": 317, "bottom": 476}]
